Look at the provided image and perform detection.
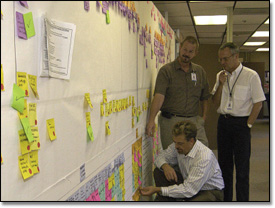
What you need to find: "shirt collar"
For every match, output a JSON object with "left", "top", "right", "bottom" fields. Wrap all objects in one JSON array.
[
  {"left": 174, "top": 58, "right": 194, "bottom": 73},
  {"left": 185, "top": 140, "right": 199, "bottom": 158},
  {"left": 231, "top": 63, "right": 243, "bottom": 76}
]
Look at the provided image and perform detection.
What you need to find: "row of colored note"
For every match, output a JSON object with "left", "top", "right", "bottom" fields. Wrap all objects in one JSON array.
[
  {"left": 67, "top": 153, "right": 126, "bottom": 201},
  {"left": 132, "top": 137, "right": 142, "bottom": 200}
]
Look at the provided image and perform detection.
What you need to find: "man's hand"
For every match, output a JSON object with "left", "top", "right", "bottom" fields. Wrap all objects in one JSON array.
[
  {"left": 140, "top": 186, "right": 161, "bottom": 196},
  {"left": 146, "top": 121, "right": 155, "bottom": 137},
  {"left": 162, "top": 164, "right": 178, "bottom": 182},
  {"left": 219, "top": 70, "right": 227, "bottom": 85}
]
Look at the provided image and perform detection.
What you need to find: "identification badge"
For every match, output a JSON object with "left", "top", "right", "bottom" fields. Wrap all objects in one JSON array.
[
  {"left": 191, "top": 72, "right": 197, "bottom": 81},
  {"left": 227, "top": 99, "right": 233, "bottom": 111}
]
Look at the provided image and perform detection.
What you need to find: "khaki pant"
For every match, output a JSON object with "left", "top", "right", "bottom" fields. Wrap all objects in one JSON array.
[{"left": 159, "top": 114, "right": 208, "bottom": 149}]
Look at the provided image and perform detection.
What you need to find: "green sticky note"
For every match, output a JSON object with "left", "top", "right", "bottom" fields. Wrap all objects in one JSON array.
[
  {"left": 20, "top": 117, "right": 34, "bottom": 142},
  {"left": 23, "top": 12, "right": 35, "bottom": 38},
  {"left": 98, "top": 183, "right": 105, "bottom": 201},
  {"left": 11, "top": 84, "right": 25, "bottom": 113},
  {"left": 106, "top": 10, "right": 110, "bottom": 24},
  {"left": 87, "top": 125, "right": 94, "bottom": 141}
]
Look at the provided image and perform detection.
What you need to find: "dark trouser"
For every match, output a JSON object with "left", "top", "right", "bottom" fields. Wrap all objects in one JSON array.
[
  {"left": 217, "top": 115, "right": 251, "bottom": 201},
  {"left": 154, "top": 168, "right": 224, "bottom": 201}
]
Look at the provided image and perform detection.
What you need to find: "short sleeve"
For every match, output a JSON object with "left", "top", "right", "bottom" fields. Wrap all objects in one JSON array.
[
  {"left": 251, "top": 73, "right": 266, "bottom": 103},
  {"left": 154, "top": 67, "right": 169, "bottom": 96}
]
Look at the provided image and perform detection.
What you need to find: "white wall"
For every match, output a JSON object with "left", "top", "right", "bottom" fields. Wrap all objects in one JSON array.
[{"left": 1, "top": 1, "right": 175, "bottom": 201}]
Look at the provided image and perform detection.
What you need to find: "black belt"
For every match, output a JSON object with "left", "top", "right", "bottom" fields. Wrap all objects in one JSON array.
[
  {"left": 161, "top": 111, "right": 193, "bottom": 119},
  {"left": 221, "top": 114, "right": 248, "bottom": 119}
]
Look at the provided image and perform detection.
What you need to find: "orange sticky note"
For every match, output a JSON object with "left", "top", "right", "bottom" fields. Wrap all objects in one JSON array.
[{"left": 46, "top": 118, "right": 57, "bottom": 141}]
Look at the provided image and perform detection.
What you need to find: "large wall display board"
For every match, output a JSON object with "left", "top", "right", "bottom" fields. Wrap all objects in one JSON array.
[{"left": 1, "top": 1, "right": 175, "bottom": 201}]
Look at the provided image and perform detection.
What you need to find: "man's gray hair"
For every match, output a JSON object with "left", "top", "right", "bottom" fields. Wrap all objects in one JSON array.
[{"left": 219, "top": 42, "right": 239, "bottom": 54}]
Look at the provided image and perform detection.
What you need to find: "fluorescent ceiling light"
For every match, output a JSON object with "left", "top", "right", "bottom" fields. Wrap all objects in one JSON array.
[
  {"left": 244, "top": 42, "right": 266, "bottom": 46},
  {"left": 252, "top": 31, "right": 269, "bottom": 37},
  {"left": 256, "top": 48, "right": 269, "bottom": 51},
  {"left": 194, "top": 15, "right": 227, "bottom": 25},
  {"left": 264, "top": 19, "right": 269, "bottom": 24}
]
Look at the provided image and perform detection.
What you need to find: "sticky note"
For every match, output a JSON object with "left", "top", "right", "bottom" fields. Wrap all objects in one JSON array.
[
  {"left": 86, "top": 112, "right": 91, "bottom": 128},
  {"left": 105, "top": 102, "right": 109, "bottom": 117},
  {"left": 18, "top": 99, "right": 28, "bottom": 120},
  {"left": 17, "top": 72, "right": 29, "bottom": 97},
  {"left": 84, "top": 1, "right": 90, "bottom": 11},
  {"left": 23, "top": 12, "right": 35, "bottom": 39},
  {"left": 1, "top": 64, "right": 4, "bottom": 91},
  {"left": 12, "top": 84, "right": 25, "bottom": 113},
  {"left": 18, "top": 154, "right": 33, "bottom": 180},
  {"left": 106, "top": 10, "right": 110, "bottom": 24},
  {"left": 103, "top": 89, "right": 107, "bottom": 103},
  {"left": 98, "top": 183, "right": 105, "bottom": 201},
  {"left": 19, "top": 1, "right": 29, "bottom": 8},
  {"left": 16, "top": 11, "right": 27, "bottom": 39},
  {"left": 20, "top": 117, "right": 34, "bottom": 143},
  {"left": 88, "top": 190, "right": 101, "bottom": 201},
  {"left": 108, "top": 173, "right": 115, "bottom": 190},
  {"left": 1, "top": 154, "right": 3, "bottom": 164},
  {"left": 100, "top": 102, "right": 104, "bottom": 116},
  {"left": 85, "top": 93, "right": 93, "bottom": 109},
  {"left": 28, "top": 74, "right": 39, "bottom": 99},
  {"left": 46, "top": 118, "right": 57, "bottom": 141},
  {"left": 29, "top": 103, "right": 37, "bottom": 126},
  {"left": 105, "top": 121, "right": 110, "bottom": 136},
  {"left": 87, "top": 126, "right": 94, "bottom": 142},
  {"left": 113, "top": 100, "right": 117, "bottom": 113},
  {"left": 29, "top": 150, "right": 40, "bottom": 174},
  {"left": 132, "top": 118, "right": 134, "bottom": 128},
  {"left": 30, "top": 126, "right": 40, "bottom": 150},
  {"left": 18, "top": 129, "right": 31, "bottom": 155}
]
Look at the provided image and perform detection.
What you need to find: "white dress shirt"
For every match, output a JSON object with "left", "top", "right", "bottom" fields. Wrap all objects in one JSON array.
[
  {"left": 211, "top": 63, "right": 266, "bottom": 116},
  {"left": 155, "top": 140, "right": 224, "bottom": 198}
]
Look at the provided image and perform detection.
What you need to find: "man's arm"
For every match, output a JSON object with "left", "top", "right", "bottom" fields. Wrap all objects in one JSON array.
[
  {"left": 140, "top": 186, "right": 161, "bottom": 196},
  {"left": 201, "top": 99, "right": 208, "bottom": 121},
  {"left": 212, "top": 71, "right": 227, "bottom": 108},
  {"left": 146, "top": 93, "right": 165, "bottom": 136},
  {"left": 247, "top": 101, "right": 263, "bottom": 126}
]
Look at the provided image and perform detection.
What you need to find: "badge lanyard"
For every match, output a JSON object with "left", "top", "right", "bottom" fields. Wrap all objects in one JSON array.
[{"left": 226, "top": 67, "right": 243, "bottom": 110}]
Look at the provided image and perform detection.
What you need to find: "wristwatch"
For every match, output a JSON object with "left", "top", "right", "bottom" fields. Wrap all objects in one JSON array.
[{"left": 247, "top": 124, "right": 252, "bottom": 128}]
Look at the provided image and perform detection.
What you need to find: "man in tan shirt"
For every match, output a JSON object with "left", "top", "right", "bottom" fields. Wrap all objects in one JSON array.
[{"left": 146, "top": 36, "right": 210, "bottom": 149}]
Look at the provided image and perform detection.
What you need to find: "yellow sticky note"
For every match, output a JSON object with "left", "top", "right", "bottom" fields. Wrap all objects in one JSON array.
[
  {"left": 100, "top": 102, "right": 104, "bottom": 116},
  {"left": 17, "top": 72, "right": 29, "bottom": 97},
  {"left": 86, "top": 112, "right": 91, "bottom": 128},
  {"left": 132, "top": 96, "right": 135, "bottom": 106},
  {"left": 106, "top": 10, "right": 110, "bottom": 24},
  {"left": 108, "top": 173, "right": 115, "bottom": 190},
  {"left": 18, "top": 129, "right": 32, "bottom": 155},
  {"left": 146, "top": 90, "right": 150, "bottom": 98},
  {"left": 1, "top": 64, "right": 4, "bottom": 91},
  {"left": 132, "top": 118, "right": 135, "bottom": 128},
  {"left": 23, "top": 12, "right": 35, "bottom": 39},
  {"left": 113, "top": 100, "right": 117, "bottom": 112},
  {"left": 109, "top": 101, "right": 113, "bottom": 115},
  {"left": 105, "top": 121, "right": 111, "bottom": 136},
  {"left": 29, "top": 150, "right": 40, "bottom": 174},
  {"left": 46, "top": 118, "right": 57, "bottom": 141},
  {"left": 18, "top": 99, "right": 28, "bottom": 120},
  {"left": 11, "top": 83, "right": 25, "bottom": 113},
  {"left": 29, "top": 103, "right": 37, "bottom": 126},
  {"left": 1, "top": 154, "right": 3, "bottom": 164},
  {"left": 85, "top": 93, "right": 93, "bottom": 109},
  {"left": 20, "top": 117, "right": 34, "bottom": 143},
  {"left": 105, "top": 102, "right": 109, "bottom": 117},
  {"left": 30, "top": 126, "right": 41, "bottom": 151},
  {"left": 28, "top": 74, "right": 39, "bottom": 99},
  {"left": 103, "top": 89, "right": 107, "bottom": 103},
  {"left": 18, "top": 154, "right": 33, "bottom": 180}
]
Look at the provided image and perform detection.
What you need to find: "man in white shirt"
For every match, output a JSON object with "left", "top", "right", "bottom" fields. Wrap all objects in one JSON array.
[
  {"left": 140, "top": 121, "right": 224, "bottom": 201},
  {"left": 212, "top": 42, "right": 265, "bottom": 201}
]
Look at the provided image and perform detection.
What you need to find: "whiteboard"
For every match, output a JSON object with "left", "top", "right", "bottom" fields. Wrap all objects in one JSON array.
[{"left": 1, "top": 1, "right": 175, "bottom": 201}]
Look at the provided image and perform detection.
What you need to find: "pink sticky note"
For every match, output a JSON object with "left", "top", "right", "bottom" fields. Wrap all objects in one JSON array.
[
  {"left": 137, "top": 150, "right": 141, "bottom": 158},
  {"left": 138, "top": 177, "right": 142, "bottom": 185},
  {"left": 134, "top": 152, "right": 138, "bottom": 162},
  {"left": 16, "top": 12, "right": 27, "bottom": 39},
  {"left": 89, "top": 190, "right": 101, "bottom": 201},
  {"left": 138, "top": 161, "right": 142, "bottom": 167}
]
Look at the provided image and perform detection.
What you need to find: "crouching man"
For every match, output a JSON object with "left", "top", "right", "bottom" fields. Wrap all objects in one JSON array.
[{"left": 140, "top": 121, "right": 224, "bottom": 201}]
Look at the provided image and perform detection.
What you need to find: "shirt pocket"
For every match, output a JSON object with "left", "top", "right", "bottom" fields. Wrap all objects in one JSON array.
[{"left": 234, "top": 85, "right": 250, "bottom": 101}]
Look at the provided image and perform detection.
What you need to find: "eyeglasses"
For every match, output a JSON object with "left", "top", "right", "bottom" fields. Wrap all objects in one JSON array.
[{"left": 218, "top": 54, "right": 235, "bottom": 63}]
